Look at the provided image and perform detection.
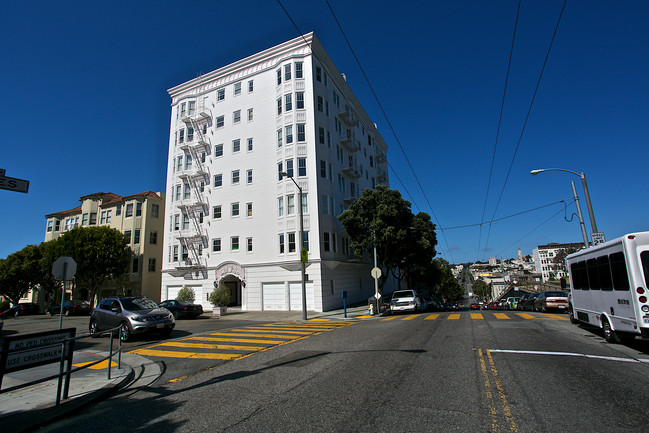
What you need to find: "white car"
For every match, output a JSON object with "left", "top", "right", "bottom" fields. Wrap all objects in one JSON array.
[{"left": 390, "top": 290, "right": 423, "bottom": 313}]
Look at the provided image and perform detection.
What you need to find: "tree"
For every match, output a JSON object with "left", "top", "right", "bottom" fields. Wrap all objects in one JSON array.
[
  {"left": 176, "top": 287, "right": 195, "bottom": 303},
  {"left": 430, "top": 258, "right": 464, "bottom": 302},
  {"left": 338, "top": 185, "right": 437, "bottom": 289},
  {"left": 54, "top": 227, "right": 131, "bottom": 304},
  {"left": 0, "top": 244, "right": 47, "bottom": 305},
  {"left": 472, "top": 279, "right": 490, "bottom": 300},
  {"left": 553, "top": 246, "right": 581, "bottom": 274}
]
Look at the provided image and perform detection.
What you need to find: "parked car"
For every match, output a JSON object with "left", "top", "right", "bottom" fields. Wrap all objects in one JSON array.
[
  {"left": 159, "top": 300, "right": 203, "bottom": 319},
  {"left": 470, "top": 302, "right": 480, "bottom": 310},
  {"left": 534, "top": 291, "right": 569, "bottom": 312},
  {"left": 516, "top": 294, "right": 533, "bottom": 311},
  {"left": 521, "top": 293, "right": 539, "bottom": 311},
  {"left": 389, "top": 290, "right": 423, "bottom": 314},
  {"left": 0, "top": 303, "right": 40, "bottom": 317},
  {"left": 89, "top": 297, "right": 175, "bottom": 342},
  {"left": 49, "top": 300, "right": 92, "bottom": 316}
]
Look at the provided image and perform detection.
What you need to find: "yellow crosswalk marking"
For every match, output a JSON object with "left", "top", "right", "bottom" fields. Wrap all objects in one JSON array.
[
  {"left": 381, "top": 316, "right": 400, "bottom": 321},
  {"left": 425, "top": 314, "right": 439, "bottom": 320},
  {"left": 73, "top": 359, "right": 117, "bottom": 370},
  {"left": 194, "top": 336, "right": 287, "bottom": 344},
  {"left": 130, "top": 348, "right": 241, "bottom": 360},
  {"left": 515, "top": 313, "right": 535, "bottom": 319},
  {"left": 539, "top": 313, "right": 569, "bottom": 321},
  {"left": 471, "top": 313, "right": 484, "bottom": 319},
  {"left": 309, "top": 318, "right": 330, "bottom": 321},
  {"left": 402, "top": 314, "right": 421, "bottom": 321},
  {"left": 448, "top": 313, "right": 461, "bottom": 320},
  {"left": 209, "top": 332, "right": 295, "bottom": 339},
  {"left": 236, "top": 328, "right": 314, "bottom": 335},
  {"left": 159, "top": 341, "right": 265, "bottom": 351},
  {"left": 494, "top": 313, "right": 510, "bottom": 320},
  {"left": 355, "top": 315, "right": 374, "bottom": 319}
]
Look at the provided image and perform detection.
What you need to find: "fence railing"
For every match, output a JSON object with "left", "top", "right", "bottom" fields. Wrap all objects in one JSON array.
[{"left": 0, "top": 326, "right": 124, "bottom": 406}]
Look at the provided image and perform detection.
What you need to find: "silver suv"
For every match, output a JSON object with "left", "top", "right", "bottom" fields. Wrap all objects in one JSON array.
[{"left": 89, "top": 297, "right": 175, "bottom": 341}]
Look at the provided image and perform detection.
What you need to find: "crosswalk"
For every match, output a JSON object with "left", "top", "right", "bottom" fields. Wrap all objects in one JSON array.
[
  {"left": 377, "top": 312, "right": 569, "bottom": 322},
  {"left": 129, "top": 321, "right": 354, "bottom": 361}
]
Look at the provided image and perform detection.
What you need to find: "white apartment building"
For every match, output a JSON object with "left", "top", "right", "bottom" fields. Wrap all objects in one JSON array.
[
  {"left": 162, "top": 33, "right": 389, "bottom": 312},
  {"left": 533, "top": 242, "right": 584, "bottom": 282}
]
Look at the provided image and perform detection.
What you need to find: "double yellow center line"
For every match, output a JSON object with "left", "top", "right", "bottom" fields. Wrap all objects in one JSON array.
[{"left": 478, "top": 349, "right": 518, "bottom": 433}]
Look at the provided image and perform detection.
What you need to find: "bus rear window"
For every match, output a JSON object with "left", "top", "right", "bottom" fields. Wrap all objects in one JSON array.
[{"left": 641, "top": 251, "right": 649, "bottom": 288}]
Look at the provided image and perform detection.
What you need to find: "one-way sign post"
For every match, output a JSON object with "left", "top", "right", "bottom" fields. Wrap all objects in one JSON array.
[
  {"left": 52, "top": 257, "right": 77, "bottom": 330},
  {"left": 0, "top": 169, "right": 30, "bottom": 194}
]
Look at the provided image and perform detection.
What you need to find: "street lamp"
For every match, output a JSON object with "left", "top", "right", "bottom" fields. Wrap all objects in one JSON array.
[
  {"left": 530, "top": 168, "right": 598, "bottom": 235},
  {"left": 280, "top": 171, "right": 307, "bottom": 321}
]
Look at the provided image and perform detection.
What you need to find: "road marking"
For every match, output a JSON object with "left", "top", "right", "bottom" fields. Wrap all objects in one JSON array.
[
  {"left": 402, "top": 314, "right": 421, "bottom": 321},
  {"left": 356, "top": 315, "right": 374, "bottom": 319},
  {"left": 159, "top": 341, "right": 266, "bottom": 351},
  {"left": 208, "top": 332, "right": 295, "bottom": 339},
  {"left": 130, "top": 348, "right": 241, "bottom": 360},
  {"left": 489, "top": 349, "right": 649, "bottom": 364},
  {"left": 309, "top": 318, "right": 330, "bottom": 321},
  {"left": 425, "top": 314, "right": 440, "bottom": 320},
  {"left": 381, "top": 316, "right": 400, "bottom": 321},
  {"left": 73, "top": 359, "right": 117, "bottom": 370},
  {"left": 486, "top": 349, "right": 518, "bottom": 432},
  {"left": 478, "top": 349, "right": 500, "bottom": 432},
  {"left": 471, "top": 313, "right": 484, "bottom": 320},
  {"left": 494, "top": 313, "right": 510, "bottom": 320},
  {"left": 514, "top": 313, "right": 535, "bottom": 320},
  {"left": 448, "top": 313, "right": 461, "bottom": 320},
  {"left": 538, "top": 313, "right": 569, "bottom": 321},
  {"left": 235, "top": 328, "right": 315, "bottom": 335},
  {"left": 196, "top": 336, "right": 287, "bottom": 344}
]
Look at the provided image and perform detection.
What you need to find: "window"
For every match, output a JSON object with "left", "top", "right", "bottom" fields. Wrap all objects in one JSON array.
[
  {"left": 81, "top": 213, "right": 88, "bottom": 226},
  {"left": 297, "top": 123, "right": 305, "bottom": 142},
  {"left": 213, "top": 238, "right": 221, "bottom": 252},
  {"left": 247, "top": 202, "right": 253, "bottom": 217},
  {"left": 319, "top": 127, "right": 325, "bottom": 144},
  {"left": 284, "top": 64, "right": 291, "bottom": 81},
  {"left": 185, "top": 154, "right": 192, "bottom": 170},
  {"left": 285, "top": 125, "right": 293, "bottom": 144},
  {"left": 277, "top": 68, "right": 282, "bottom": 85},
  {"left": 187, "top": 126, "right": 194, "bottom": 141},
  {"left": 217, "top": 88, "right": 225, "bottom": 101},
  {"left": 136, "top": 202, "right": 142, "bottom": 217},
  {"left": 215, "top": 144, "right": 223, "bottom": 157},
  {"left": 248, "top": 80, "right": 254, "bottom": 92},
  {"left": 116, "top": 205, "right": 122, "bottom": 216},
  {"left": 288, "top": 232, "right": 296, "bottom": 252},
  {"left": 124, "top": 230, "right": 132, "bottom": 244},
  {"left": 216, "top": 115, "right": 224, "bottom": 128},
  {"left": 100, "top": 210, "right": 108, "bottom": 224},
  {"left": 317, "top": 95, "right": 323, "bottom": 112},
  {"left": 173, "top": 214, "right": 179, "bottom": 231},
  {"left": 54, "top": 220, "right": 60, "bottom": 231},
  {"left": 369, "top": 155, "right": 374, "bottom": 167},
  {"left": 148, "top": 258, "right": 156, "bottom": 272},
  {"left": 152, "top": 204, "right": 159, "bottom": 217},
  {"left": 213, "top": 205, "right": 222, "bottom": 219},
  {"left": 332, "top": 233, "right": 337, "bottom": 252},
  {"left": 231, "top": 202, "right": 240, "bottom": 217},
  {"left": 321, "top": 195, "right": 328, "bottom": 214},
  {"left": 182, "top": 214, "right": 189, "bottom": 230},
  {"left": 47, "top": 220, "right": 53, "bottom": 232},
  {"left": 285, "top": 159, "right": 294, "bottom": 177},
  {"left": 278, "top": 197, "right": 284, "bottom": 216},
  {"left": 132, "top": 257, "right": 139, "bottom": 274},
  {"left": 303, "top": 232, "right": 309, "bottom": 252},
  {"left": 295, "top": 62, "right": 303, "bottom": 78},
  {"left": 234, "top": 82, "right": 241, "bottom": 95},
  {"left": 301, "top": 193, "right": 308, "bottom": 213},
  {"left": 277, "top": 162, "right": 283, "bottom": 181},
  {"left": 248, "top": 108, "right": 253, "bottom": 121},
  {"left": 214, "top": 173, "right": 223, "bottom": 187},
  {"left": 610, "top": 252, "right": 630, "bottom": 291},
  {"left": 277, "top": 129, "right": 283, "bottom": 148},
  {"left": 150, "top": 231, "right": 157, "bottom": 244},
  {"left": 231, "top": 236, "right": 239, "bottom": 251},
  {"left": 233, "top": 110, "right": 241, "bottom": 123},
  {"left": 277, "top": 98, "right": 282, "bottom": 115},
  {"left": 247, "top": 169, "right": 253, "bottom": 184},
  {"left": 232, "top": 170, "right": 240, "bottom": 184},
  {"left": 247, "top": 238, "right": 253, "bottom": 252},
  {"left": 181, "top": 245, "right": 188, "bottom": 260},
  {"left": 298, "top": 158, "right": 307, "bottom": 176},
  {"left": 320, "top": 160, "right": 327, "bottom": 178},
  {"left": 176, "top": 156, "right": 182, "bottom": 172},
  {"left": 125, "top": 203, "right": 133, "bottom": 217},
  {"left": 285, "top": 94, "right": 292, "bottom": 111},
  {"left": 279, "top": 234, "right": 285, "bottom": 253},
  {"left": 173, "top": 245, "right": 178, "bottom": 261},
  {"left": 179, "top": 129, "right": 185, "bottom": 143},
  {"left": 324, "top": 232, "right": 330, "bottom": 252},
  {"left": 233, "top": 139, "right": 241, "bottom": 153},
  {"left": 296, "top": 92, "right": 304, "bottom": 109},
  {"left": 287, "top": 194, "right": 295, "bottom": 215},
  {"left": 180, "top": 102, "right": 186, "bottom": 117},
  {"left": 316, "top": 66, "right": 322, "bottom": 82},
  {"left": 184, "top": 183, "right": 190, "bottom": 199}
]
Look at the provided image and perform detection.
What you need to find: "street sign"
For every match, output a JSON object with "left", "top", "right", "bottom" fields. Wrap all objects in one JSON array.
[
  {"left": 371, "top": 267, "right": 382, "bottom": 279},
  {"left": 0, "top": 328, "right": 76, "bottom": 377},
  {"left": 0, "top": 175, "right": 30, "bottom": 193},
  {"left": 591, "top": 232, "right": 606, "bottom": 246},
  {"left": 52, "top": 257, "right": 77, "bottom": 281}
]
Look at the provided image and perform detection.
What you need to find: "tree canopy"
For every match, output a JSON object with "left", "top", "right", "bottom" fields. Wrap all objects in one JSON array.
[
  {"left": 0, "top": 244, "right": 47, "bottom": 305},
  {"left": 429, "top": 258, "right": 465, "bottom": 302},
  {"left": 338, "top": 185, "right": 437, "bottom": 288}
]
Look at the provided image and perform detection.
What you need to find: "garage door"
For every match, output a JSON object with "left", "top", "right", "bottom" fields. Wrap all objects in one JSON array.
[
  {"left": 289, "top": 282, "right": 314, "bottom": 311},
  {"left": 263, "top": 283, "right": 286, "bottom": 311},
  {"left": 165, "top": 286, "right": 182, "bottom": 302}
]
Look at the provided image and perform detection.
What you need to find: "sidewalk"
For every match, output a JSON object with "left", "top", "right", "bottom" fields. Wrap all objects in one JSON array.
[{"left": 0, "top": 303, "right": 378, "bottom": 431}]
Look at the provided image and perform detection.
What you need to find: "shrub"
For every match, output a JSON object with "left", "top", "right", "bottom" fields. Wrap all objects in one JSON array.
[
  {"left": 209, "top": 284, "right": 230, "bottom": 307},
  {"left": 176, "top": 287, "right": 195, "bottom": 303}
]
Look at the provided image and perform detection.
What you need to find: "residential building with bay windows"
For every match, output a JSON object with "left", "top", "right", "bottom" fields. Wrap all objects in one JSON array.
[
  {"left": 163, "top": 33, "right": 389, "bottom": 312},
  {"left": 44, "top": 191, "right": 166, "bottom": 303}
]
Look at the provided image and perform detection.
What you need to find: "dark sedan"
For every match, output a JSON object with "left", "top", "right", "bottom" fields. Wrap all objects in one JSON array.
[
  {"left": 0, "top": 303, "right": 41, "bottom": 317},
  {"left": 159, "top": 300, "right": 204, "bottom": 319},
  {"left": 49, "top": 300, "right": 92, "bottom": 316}
]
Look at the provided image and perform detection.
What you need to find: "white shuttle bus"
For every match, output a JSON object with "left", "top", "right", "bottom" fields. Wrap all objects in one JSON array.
[{"left": 566, "top": 231, "right": 649, "bottom": 343}]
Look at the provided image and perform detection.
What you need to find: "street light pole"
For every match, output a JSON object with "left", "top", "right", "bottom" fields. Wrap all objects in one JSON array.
[
  {"left": 570, "top": 180, "right": 590, "bottom": 248},
  {"left": 281, "top": 172, "right": 307, "bottom": 321},
  {"left": 531, "top": 167, "right": 600, "bottom": 238}
]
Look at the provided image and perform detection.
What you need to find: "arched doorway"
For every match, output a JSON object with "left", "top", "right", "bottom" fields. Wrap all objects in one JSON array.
[
  {"left": 221, "top": 274, "right": 242, "bottom": 307},
  {"left": 214, "top": 262, "right": 245, "bottom": 308}
]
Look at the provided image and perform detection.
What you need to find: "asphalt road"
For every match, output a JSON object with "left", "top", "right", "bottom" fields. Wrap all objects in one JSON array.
[{"left": 16, "top": 310, "right": 649, "bottom": 432}]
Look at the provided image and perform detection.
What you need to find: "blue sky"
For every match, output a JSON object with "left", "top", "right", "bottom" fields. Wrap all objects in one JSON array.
[{"left": 1, "top": 0, "right": 647, "bottom": 264}]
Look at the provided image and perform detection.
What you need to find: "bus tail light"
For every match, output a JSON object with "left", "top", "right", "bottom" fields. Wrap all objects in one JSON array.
[
  {"left": 639, "top": 296, "right": 648, "bottom": 304},
  {"left": 637, "top": 287, "right": 645, "bottom": 294}
]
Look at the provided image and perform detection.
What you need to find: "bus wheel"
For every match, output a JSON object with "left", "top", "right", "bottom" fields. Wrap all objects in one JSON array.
[{"left": 602, "top": 317, "right": 621, "bottom": 344}]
